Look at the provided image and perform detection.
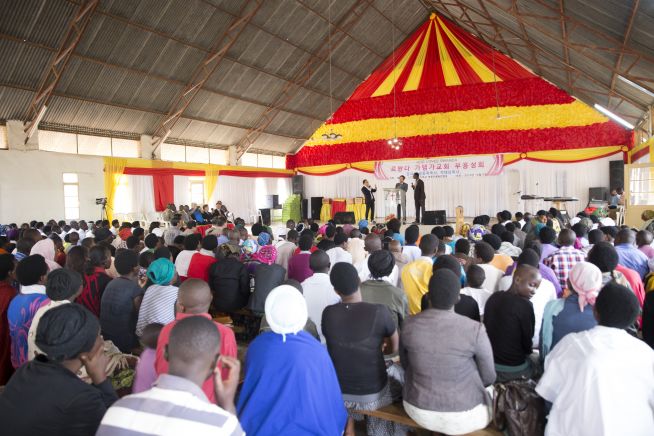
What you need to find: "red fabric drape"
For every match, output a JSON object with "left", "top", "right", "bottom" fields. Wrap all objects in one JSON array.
[{"left": 153, "top": 174, "right": 174, "bottom": 212}]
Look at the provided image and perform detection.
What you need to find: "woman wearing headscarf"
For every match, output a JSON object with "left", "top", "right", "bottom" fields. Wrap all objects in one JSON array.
[
  {"left": 248, "top": 245, "right": 285, "bottom": 316},
  {"left": 135, "top": 258, "right": 178, "bottom": 337},
  {"left": 0, "top": 304, "right": 117, "bottom": 436},
  {"left": 540, "top": 261, "right": 603, "bottom": 362},
  {"left": 30, "top": 237, "right": 61, "bottom": 272},
  {"left": 237, "top": 285, "right": 347, "bottom": 435}
]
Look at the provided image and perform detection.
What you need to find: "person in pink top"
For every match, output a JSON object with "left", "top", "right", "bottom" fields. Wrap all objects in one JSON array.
[
  {"left": 155, "top": 279, "right": 237, "bottom": 404},
  {"left": 287, "top": 234, "right": 315, "bottom": 283},
  {"left": 132, "top": 323, "right": 163, "bottom": 393},
  {"left": 636, "top": 230, "right": 654, "bottom": 259}
]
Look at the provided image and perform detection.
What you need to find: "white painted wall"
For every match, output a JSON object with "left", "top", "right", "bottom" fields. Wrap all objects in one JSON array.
[{"left": 0, "top": 149, "right": 105, "bottom": 223}]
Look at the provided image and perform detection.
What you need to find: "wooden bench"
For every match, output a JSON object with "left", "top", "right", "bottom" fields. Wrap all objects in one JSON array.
[{"left": 353, "top": 403, "right": 503, "bottom": 435}]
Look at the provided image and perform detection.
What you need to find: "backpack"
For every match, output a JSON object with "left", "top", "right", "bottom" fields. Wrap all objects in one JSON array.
[{"left": 493, "top": 379, "right": 546, "bottom": 436}]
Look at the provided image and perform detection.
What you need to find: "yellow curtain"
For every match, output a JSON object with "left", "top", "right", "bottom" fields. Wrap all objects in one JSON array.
[
  {"left": 204, "top": 169, "right": 219, "bottom": 204},
  {"left": 103, "top": 157, "right": 127, "bottom": 222}
]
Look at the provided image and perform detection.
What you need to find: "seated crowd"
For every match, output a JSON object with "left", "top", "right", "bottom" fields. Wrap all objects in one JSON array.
[{"left": 0, "top": 205, "right": 653, "bottom": 435}]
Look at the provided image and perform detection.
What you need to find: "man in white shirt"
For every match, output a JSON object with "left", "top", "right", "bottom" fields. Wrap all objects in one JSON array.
[
  {"left": 301, "top": 251, "right": 340, "bottom": 344},
  {"left": 475, "top": 242, "right": 504, "bottom": 293},
  {"left": 174, "top": 234, "right": 200, "bottom": 279},
  {"left": 326, "top": 233, "right": 352, "bottom": 271},
  {"left": 536, "top": 282, "right": 654, "bottom": 436},
  {"left": 275, "top": 230, "right": 298, "bottom": 279},
  {"left": 402, "top": 225, "right": 422, "bottom": 263}
]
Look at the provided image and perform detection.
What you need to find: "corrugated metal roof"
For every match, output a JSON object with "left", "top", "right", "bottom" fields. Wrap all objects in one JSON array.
[{"left": 0, "top": 0, "right": 652, "bottom": 155}]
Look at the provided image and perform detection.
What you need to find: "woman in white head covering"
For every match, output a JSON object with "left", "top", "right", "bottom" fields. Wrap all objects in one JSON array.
[
  {"left": 237, "top": 285, "right": 347, "bottom": 436},
  {"left": 30, "top": 238, "right": 61, "bottom": 272}
]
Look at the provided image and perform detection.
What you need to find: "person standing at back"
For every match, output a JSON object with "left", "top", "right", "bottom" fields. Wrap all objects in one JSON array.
[
  {"left": 361, "top": 179, "right": 377, "bottom": 222},
  {"left": 411, "top": 172, "right": 426, "bottom": 224},
  {"left": 395, "top": 175, "right": 408, "bottom": 224}
]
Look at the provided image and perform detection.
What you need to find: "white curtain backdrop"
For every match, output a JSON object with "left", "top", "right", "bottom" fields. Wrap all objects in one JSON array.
[
  {"left": 112, "top": 175, "right": 157, "bottom": 220},
  {"left": 173, "top": 176, "right": 191, "bottom": 206},
  {"left": 215, "top": 176, "right": 292, "bottom": 221},
  {"left": 302, "top": 156, "right": 615, "bottom": 218}
]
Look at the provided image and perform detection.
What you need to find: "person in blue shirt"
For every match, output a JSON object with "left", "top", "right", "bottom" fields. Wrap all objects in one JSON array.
[
  {"left": 237, "top": 285, "right": 346, "bottom": 435},
  {"left": 614, "top": 228, "right": 649, "bottom": 279},
  {"left": 387, "top": 218, "right": 405, "bottom": 245}
]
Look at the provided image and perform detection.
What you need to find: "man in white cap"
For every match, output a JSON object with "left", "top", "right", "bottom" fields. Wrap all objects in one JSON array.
[{"left": 236, "top": 285, "right": 347, "bottom": 435}]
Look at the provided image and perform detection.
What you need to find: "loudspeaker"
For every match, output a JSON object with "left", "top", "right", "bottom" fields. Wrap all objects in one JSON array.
[
  {"left": 422, "top": 210, "right": 446, "bottom": 225},
  {"left": 589, "top": 187, "right": 609, "bottom": 202},
  {"left": 334, "top": 211, "right": 355, "bottom": 224},
  {"left": 310, "top": 197, "right": 323, "bottom": 220},
  {"left": 259, "top": 208, "right": 271, "bottom": 226},
  {"left": 609, "top": 160, "right": 624, "bottom": 191},
  {"left": 292, "top": 175, "right": 304, "bottom": 195}
]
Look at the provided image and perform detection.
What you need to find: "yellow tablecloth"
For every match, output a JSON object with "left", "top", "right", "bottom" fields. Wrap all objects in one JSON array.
[
  {"left": 320, "top": 204, "right": 332, "bottom": 222},
  {"left": 346, "top": 203, "right": 366, "bottom": 223}
]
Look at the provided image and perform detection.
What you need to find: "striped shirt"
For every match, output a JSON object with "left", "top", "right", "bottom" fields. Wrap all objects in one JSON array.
[
  {"left": 135, "top": 285, "right": 178, "bottom": 337},
  {"left": 96, "top": 374, "right": 244, "bottom": 436}
]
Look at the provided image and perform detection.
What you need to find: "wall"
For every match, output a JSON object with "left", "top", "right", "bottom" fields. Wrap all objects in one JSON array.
[
  {"left": 302, "top": 156, "right": 615, "bottom": 218},
  {"left": 0, "top": 149, "right": 105, "bottom": 223}
]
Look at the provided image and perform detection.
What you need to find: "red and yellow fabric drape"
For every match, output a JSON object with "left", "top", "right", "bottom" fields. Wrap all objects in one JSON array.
[{"left": 287, "top": 13, "right": 632, "bottom": 170}]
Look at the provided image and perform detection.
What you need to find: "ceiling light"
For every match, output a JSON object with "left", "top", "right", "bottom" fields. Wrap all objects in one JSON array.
[
  {"left": 593, "top": 104, "right": 634, "bottom": 129},
  {"left": 618, "top": 76, "right": 654, "bottom": 99}
]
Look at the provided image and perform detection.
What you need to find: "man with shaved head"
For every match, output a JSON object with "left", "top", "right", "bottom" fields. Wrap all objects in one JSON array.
[
  {"left": 154, "top": 279, "right": 237, "bottom": 405},
  {"left": 98, "top": 316, "right": 243, "bottom": 436},
  {"left": 484, "top": 264, "right": 541, "bottom": 382},
  {"left": 301, "top": 250, "right": 340, "bottom": 344},
  {"left": 614, "top": 228, "right": 649, "bottom": 279},
  {"left": 544, "top": 229, "right": 586, "bottom": 292}
]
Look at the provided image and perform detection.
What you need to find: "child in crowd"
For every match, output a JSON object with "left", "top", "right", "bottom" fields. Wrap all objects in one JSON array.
[
  {"left": 460, "top": 264, "right": 492, "bottom": 316},
  {"left": 131, "top": 323, "right": 163, "bottom": 394}
]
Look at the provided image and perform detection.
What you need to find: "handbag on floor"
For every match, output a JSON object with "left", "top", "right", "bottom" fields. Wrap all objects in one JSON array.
[{"left": 492, "top": 378, "right": 546, "bottom": 436}]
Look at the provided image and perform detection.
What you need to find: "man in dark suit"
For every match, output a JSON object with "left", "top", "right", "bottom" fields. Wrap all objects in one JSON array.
[
  {"left": 412, "top": 172, "right": 426, "bottom": 224},
  {"left": 361, "top": 179, "right": 377, "bottom": 221}
]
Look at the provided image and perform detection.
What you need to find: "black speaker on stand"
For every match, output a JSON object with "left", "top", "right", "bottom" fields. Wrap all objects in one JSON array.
[
  {"left": 310, "top": 197, "right": 323, "bottom": 220},
  {"left": 609, "top": 160, "right": 624, "bottom": 191}
]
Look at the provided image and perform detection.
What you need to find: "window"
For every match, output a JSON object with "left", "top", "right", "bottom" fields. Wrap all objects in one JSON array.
[
  {"left": 257, "top": 154, "right": 273, "bottom": 168},
  {"left": 77, "top": 134, "right": 111, "bottom": 156},
  {"left": 40, "top": 131, "right": 77, "bottom": 154},
  {"left": 186, "top": 146, "right": 209, "bottom": 164},
  {"left": 111, "top": 138, "right": 140, "bottom": 158},
  {"left": 210, "top": 148, "right": 227, "bottom": 165},
  {"left": 241, "top": 152, "right": 258, "bottom": 167},
  {"left": 189, "top": 177, "right": 205, "bottom": 205},
  {"left": 273, "top": 155, "right": 286, "bottom": 169},
  {"left": 161, "top": 143, "right": 186, "bottom": 162},
  {"left": 63, "top": 173, "right": 79, "bottom": 220},
  {"left": 0, "top": 125, "right": 7, "bottom": 149}
]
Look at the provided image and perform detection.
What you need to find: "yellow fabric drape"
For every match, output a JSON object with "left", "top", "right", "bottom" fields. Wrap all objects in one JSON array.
[
  {"left": 103, "top": 157, "right": 127, "bottom": 222},
  {"left": 204, "top": 169, "right": 219, "bottom": 204}
]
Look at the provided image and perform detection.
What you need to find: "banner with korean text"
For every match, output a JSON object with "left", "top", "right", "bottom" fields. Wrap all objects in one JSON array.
[{"left": 374, "top": 155, "right": 504, "bottom": 180}]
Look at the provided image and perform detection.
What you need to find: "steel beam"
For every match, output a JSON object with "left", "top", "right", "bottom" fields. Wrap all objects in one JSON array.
[
  {"left": 233, "top": 0, "right": 372, "bottom": 160},
  {"left": 608, "top": 0, "right": 640, "bottom": 110},
  {"left": 150, "top": 0, "right": 264, "bottom": 155},
  {"left": 23, "top": 0, "right": 99, "bottom": 141}
]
